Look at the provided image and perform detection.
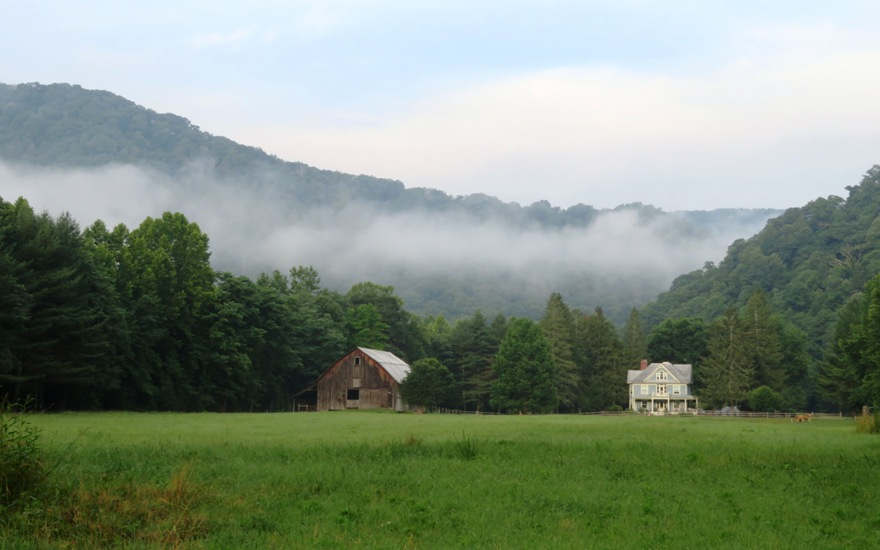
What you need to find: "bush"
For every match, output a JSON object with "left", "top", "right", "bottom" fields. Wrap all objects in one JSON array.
[
  {"left": 0, "top": 398, "right": 44, "bottom": 506},
  {"left": 748, "top": 386, "right": 783, "bottom": 412}
]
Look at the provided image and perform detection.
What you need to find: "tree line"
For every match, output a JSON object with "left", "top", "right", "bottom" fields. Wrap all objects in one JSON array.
[{"left": 2, "top": 193, "right": 878, "bottom": 414}]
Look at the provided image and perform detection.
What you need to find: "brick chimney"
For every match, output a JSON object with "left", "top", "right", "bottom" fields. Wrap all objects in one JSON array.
[{"left": 640, "top": 359, "right": 648, "bottom": 370}]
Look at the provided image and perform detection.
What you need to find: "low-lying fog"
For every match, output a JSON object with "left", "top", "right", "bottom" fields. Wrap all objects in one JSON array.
[{"left": 0, "top": 161, "right": 773, "bottom": 315}]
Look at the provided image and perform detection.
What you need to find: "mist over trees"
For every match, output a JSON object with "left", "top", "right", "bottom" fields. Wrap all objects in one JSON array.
[
  {"left": 0, "top": 196, "right": 635, "bottom": 412},
  {"left": 0, "top": 82, "right": 779, "bottom": 324},
  {"left": 2, "top": 166, "right": 880, "bottom": 413}
]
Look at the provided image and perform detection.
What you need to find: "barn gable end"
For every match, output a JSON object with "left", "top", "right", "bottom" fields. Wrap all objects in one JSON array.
[{"left": 315, "top": 347, "right": 411, "bottom": 411}]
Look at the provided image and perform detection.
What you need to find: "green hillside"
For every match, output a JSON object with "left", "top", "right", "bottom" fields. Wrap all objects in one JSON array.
[{"left": 643, "top": 166, "right": 880, "bottom": 357}]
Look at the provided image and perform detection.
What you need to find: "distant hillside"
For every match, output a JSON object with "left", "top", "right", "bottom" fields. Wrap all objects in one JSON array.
[
  {"left": 0, "top": 82, "right": 784, "bottom": 322},
  {"left": 643, "top": 166, "right": 880, "bottom": 356}
]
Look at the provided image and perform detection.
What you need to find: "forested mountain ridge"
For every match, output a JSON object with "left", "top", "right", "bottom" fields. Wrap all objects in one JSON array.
[
  {"left": 643, "top": 166, "right": 880, "bottom": 359},
  {"left": 0, "top": 82, "right": 778, "bottom": 228},
  {"left": 0, "top": 82, "right": 780, "bottom": 321}
]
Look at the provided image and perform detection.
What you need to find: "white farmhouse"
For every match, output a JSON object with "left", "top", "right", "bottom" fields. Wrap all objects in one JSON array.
[{"left": 627, "top": 360, "right": 698, "bottom": 414}]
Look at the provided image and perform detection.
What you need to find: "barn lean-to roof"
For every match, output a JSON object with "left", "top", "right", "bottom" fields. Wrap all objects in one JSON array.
[{"left": 358, "top": 347, "right": 411, "bottom": 384}]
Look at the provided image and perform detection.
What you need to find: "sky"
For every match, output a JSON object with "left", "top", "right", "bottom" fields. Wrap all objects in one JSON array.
[{"left": 3, "top": 1, "right": 880, "bottom": 210}]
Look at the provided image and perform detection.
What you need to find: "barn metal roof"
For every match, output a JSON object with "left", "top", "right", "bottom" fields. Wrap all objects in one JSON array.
[{"left": 359, "top": 347, "right": 411, "bottom": 384}]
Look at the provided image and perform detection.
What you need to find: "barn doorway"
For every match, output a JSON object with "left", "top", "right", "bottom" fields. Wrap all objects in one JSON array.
[{"left": 346, "top": 388, "right": 360, "bottom": 409}]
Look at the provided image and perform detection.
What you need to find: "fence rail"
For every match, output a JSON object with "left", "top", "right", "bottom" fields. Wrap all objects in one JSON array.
[{"left": 422, "top": 408, "right": 850, "bottom": 420}]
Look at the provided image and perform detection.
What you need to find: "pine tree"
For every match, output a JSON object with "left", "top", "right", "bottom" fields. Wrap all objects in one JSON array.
[
  {"left": 702, "top": 307, "right": 754, "bottom": 407},
  {"left": 539, "top": 293, "right": 579, "bottom": 412},
  {"left": 741, "top": 290, "right": 785, "bottom": 392},
  {"left": 621, "top": 307, "right": 648, "bottom": 367},
  {"left": 448, "top": 312, "right": 497, "bottom": 411},
  {"left": 576, "top": 308, "right": 627, "bottom": 411}
]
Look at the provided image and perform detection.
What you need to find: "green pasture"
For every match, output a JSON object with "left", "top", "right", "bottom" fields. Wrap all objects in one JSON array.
[{"left": 4, "top": 412, "right": 880, "bottom": 549}]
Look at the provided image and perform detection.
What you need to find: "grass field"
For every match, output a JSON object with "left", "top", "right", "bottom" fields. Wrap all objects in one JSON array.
[{"left": 3, "top": 411, "right": 879, "bottom": 549}]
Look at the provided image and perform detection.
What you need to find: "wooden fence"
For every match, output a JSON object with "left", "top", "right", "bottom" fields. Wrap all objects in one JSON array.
[{"left": 422, "top": 408, "right": 850, "bottom": 420}]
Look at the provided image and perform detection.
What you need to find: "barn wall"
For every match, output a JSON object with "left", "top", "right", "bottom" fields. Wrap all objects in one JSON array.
[{"left": 317, "top": 350, "right": 398, "bottom": 411}]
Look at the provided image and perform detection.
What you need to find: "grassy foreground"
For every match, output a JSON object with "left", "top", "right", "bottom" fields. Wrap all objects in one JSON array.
[{"left": 3, "top": 412, "right": 879, "bottom": 549}]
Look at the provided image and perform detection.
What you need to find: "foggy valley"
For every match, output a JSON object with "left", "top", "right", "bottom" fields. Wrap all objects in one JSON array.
[{"left": 0, "top": 160, "right": 776, "bottom": 320}]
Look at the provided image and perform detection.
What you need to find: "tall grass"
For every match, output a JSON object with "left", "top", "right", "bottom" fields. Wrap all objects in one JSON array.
[
  {"left": 0, "top": 398, "right": 44, "bottom": 507},
  {"left": 5, "top": 412, "right": 879, "bottom": 548},
  {"left": 855, "top": 409, "right": 880, "bottom": 433}
]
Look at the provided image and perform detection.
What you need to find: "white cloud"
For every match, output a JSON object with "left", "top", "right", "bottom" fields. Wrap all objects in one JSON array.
[
  {"left": 193, "top": 27, "right": 255, "bottom": 48},
  {"left": 244, "top": 25, "right": 880, "bottom": 210}
]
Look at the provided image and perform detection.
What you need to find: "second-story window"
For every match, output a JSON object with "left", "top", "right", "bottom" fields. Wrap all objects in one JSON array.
[{"left": 657, "top": 384, "right": 667, "bottom": 396}]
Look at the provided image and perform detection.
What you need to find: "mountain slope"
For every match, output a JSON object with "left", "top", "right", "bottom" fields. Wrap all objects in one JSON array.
[
  {"left": 643, "top": 166, "right": 880, "bottom": 355},
  {"left": 0, "top": 82, "right": 783, "bottom": 321}
]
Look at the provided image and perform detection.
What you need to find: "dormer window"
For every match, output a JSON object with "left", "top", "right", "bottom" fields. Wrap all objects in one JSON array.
[{"left": 656, "top": 370, "right": 667, "bottom": 381}]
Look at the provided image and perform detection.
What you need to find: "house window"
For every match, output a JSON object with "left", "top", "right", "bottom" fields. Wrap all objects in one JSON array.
[
  {"left": 656, "top": 370, "right": 667, "bottom": 381},
  {"left": 347, "top": 388, "right": 360, "bottom": 400},
  {"left": 673, "top": 385, "right": 681, "bottom": 395},
  {"left": 640, "top": 384, "right": 648, "bottom": 395},
  {"left": 657, "top": 385, "right": 667, "bottom": 396}
]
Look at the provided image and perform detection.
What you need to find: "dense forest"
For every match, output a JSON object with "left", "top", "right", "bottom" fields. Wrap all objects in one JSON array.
[
  {"left": 0, "top": 82, "right": 779, "bottom": 323},
  {"left": 2, "top": 167, "right": 880, "bottom": 413},
  {"left": 0, "top": 194, "right": 639, "bottom": 413}
]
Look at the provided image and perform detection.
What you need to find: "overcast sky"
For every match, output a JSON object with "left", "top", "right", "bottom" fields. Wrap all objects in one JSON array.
[{"left": 3, "top": 1, "right": 880, "bottom": 210}]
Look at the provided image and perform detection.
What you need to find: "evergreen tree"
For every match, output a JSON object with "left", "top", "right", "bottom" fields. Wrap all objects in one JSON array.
[
  {"left": 448, "top": 312, "right": 497, "bottom": 411},
  {"left": 257, "top": 267, "right": 347, "bottom": 392},
  {"left": 491, "top": 318, "right": 557, "bottom": 413},
  {"left": 741, "top": 290, "right": 785, "bottom": 392},
  {"left": 539, "top": 292, "right": 579, "bottom": 412},
  {"left": 0, "top": 199, "right": 115, "bottom": 408},
  {"left": 818, "top": 294, "right": 866, "bottom": 413},
  {"left": 702, "top": 307, "right": 754, "bottom": 407},
  {"left": 0, "top": 198, "right": 30, "bottom": 398},
  {"left": 620, "top": 307, "right": 648, "bottom": 366},
  {"left": 576, "top": 308, "right": 627, "bottom": 411}
]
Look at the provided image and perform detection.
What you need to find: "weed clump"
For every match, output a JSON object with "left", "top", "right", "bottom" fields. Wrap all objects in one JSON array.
[
  {"left": 0, "top": 397, "right": 44, "bottom": 507},
  {"left": 452, "top": 433, "right": 480, "bottom": 460},
  {"left": 855, "top": 408, "right": 880, "bottom": 434}
]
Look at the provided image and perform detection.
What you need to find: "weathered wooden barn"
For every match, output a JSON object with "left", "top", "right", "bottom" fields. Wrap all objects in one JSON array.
[{"left": 306, "top": 347, "right": 412, "bottom": 412}]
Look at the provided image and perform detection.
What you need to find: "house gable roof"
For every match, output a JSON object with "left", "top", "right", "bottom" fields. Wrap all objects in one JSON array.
[{"left": 626, "top": 362, "right": 692, "bottom": 384}]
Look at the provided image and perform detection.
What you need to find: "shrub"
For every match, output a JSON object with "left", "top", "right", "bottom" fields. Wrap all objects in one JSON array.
[
  {"left": 748, "top": 386, "right": 783, "bottom": 412},
  {"left": 0, "top": 398, "right": 44, "bottom": 506}
]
